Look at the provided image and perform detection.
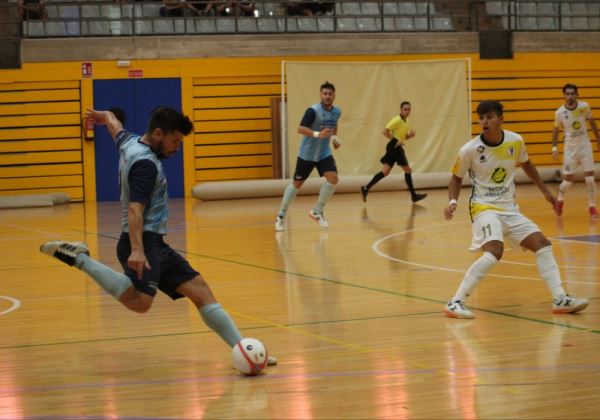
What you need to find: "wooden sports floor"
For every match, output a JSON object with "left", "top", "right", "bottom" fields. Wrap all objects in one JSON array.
[{"left": 1, "top": 183, "right": 599, "bottom": 419}]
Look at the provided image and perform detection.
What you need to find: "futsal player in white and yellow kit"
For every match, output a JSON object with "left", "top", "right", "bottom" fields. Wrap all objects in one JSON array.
[
  {"left": 443, "top": 100, "right": 588, "bottom": 319},
  {"left": 552, "top": 83, "right": 600, "bottom": 218}
]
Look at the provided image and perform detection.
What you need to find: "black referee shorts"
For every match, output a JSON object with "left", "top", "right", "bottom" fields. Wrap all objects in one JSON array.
[{"left": 380, "top": 138, "right": 409, "bottom": 167}]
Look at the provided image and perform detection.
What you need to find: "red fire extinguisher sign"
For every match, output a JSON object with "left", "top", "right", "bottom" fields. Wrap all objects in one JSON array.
[{"left": 82, "top": 62, "right": 92, "bottom": 78}]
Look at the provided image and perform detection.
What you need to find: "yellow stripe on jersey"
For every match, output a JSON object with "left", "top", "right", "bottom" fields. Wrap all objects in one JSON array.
[
  {"left": 470, "top": 202, "right": 505, "bottom": 219},
  {"left": 451, "top": 156, "right": 462, "bottom": 176},
  {"left": 489, "top": 140, "right": 524, "bottom": 162}
]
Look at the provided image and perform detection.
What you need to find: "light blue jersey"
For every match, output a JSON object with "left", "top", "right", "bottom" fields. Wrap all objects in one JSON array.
[
  {"left": 116, "top": 131, "right": 169, "bottom": 234},
  {"left": 298, "top": 103, "right": 342, "bottom": 162}
]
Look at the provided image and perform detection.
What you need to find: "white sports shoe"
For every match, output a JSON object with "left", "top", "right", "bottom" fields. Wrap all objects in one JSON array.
[
  {"left": 275, "top": 215, "right": 284, "bottom": 231},
  {"left": 40, "top": 240, "right": 89, "bottom": 266},
  {"left": 444, "top": 300, "right": 474, "bottom": 319},
  {"left": 309, "top": 210, "right": 328, "bottom": 228},
  {"left": 552, "top": 295, "right": 589, "bottom": 314}
]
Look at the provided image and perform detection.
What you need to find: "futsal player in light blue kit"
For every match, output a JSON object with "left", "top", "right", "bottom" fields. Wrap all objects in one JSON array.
[
  {"left": 40, "top": 107, "right": 277, "bottom": 367},
  {"left": 275, "top": 81, "right": 342, "bottom": 231}
]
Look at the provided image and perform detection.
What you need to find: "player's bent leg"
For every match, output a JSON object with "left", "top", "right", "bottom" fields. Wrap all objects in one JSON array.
[
  {"left": 177, "top": 275, "right": 217, "bottom": 307},
  {"left": 381, "top": 164, "right": 392, "bottom": 177},
  {"left": 521, "top": 232, "right": 589, "bottom": 314},
  {"left": 118, "top": 286, "right": 154, "bottom": 313},
  {"left": 41, "top": 240, "right": 134, "bottom": 303},
  {"left": 180, "top": 276, "right": 241, "bottom": 347},
  {"left": 519, "top": 231, "right": 551, "bottom": 252},
  {"left": 323, "top": 171, "right": 339, "bottom": 185},
  {"left": 445, "top": 219, "right": 504, "bottom": 320},
  {"left": 445, "top": 247, "right": 500, "bottom": 320},
  {"left": 402, "top": 165, "right": 427, "bottom": 203},
  {"left": 40, "top": 240, "right": 89, "bottom": 266},
  {"left": 178, "top": 277, "right": 278, "bottom": 366},
  {"left": 556, "top": 173, "right": 574, "bottom": 215},
  {"left": 276, "top": 182, "right": 302, "bottom": 231},
  {"left": 584, "top": 172, "right": 597, "bottom": 217}
]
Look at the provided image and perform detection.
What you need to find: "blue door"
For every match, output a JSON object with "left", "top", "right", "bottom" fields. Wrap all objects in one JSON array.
[{"left": 93, "top": 78, "right": 184, "bottom": 201}]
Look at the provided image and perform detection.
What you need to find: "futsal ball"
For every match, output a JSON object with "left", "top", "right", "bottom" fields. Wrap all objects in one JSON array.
[{"left": 232, "top": 338, "right": 269, "bottom": 376}]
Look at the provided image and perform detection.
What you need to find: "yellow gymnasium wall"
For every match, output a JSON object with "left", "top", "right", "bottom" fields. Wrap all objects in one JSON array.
[{"left": 0, "top": 52, "right": 599, "bottom": 201}]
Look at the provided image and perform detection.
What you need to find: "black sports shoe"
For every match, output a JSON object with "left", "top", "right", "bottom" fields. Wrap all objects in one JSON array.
[
  {"left": 360, "top": 186, "right": 368, "bottom": 203},
  {"left": 411, "top": 193, "right": 427, "bottom": 203},
  {"left": 40, "top": 241, "right": 89, "bottom": 266}
]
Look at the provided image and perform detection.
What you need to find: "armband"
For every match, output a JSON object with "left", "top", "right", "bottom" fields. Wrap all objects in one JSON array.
[{"left": 313, "top": 131, "right": 320, "bottom": 138}]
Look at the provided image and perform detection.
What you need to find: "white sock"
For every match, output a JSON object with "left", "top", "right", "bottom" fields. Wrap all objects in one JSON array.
[
  {"left": 557, "top": 180, "right": 573, "bottom": 201},
  {"left": 314, "top": 182, "right": 335, "bottom": 214},
  {"left": 585, "top": 176, "right": 596, "bottom": 207},
  {"left": 452, "top": 252, "right": 498, "bottom": 302},
  {"left": 75, "top": 254, "right": 133, "bottom": 299},
  {"left": 200, "top": 303, "right": 242, "bottom": 347},
  {"left": 278, "top": 184, "right": 298, "bottom": 217},
  {"left": 535, "top": 246, "right": 566, "bottom": 301}
]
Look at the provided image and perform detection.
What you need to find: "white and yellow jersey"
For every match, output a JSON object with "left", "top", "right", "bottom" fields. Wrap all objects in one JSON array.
[
  {"left": 554, "top": 101, "right": 593, "bottom": 147},
  {"left": 451, "top": 130, "right": 528, "bottom": 219}
]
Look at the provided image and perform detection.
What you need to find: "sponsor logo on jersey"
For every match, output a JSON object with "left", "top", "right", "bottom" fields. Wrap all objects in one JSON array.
[{"left": 491, "top": 167, "right": 507, "bottom": 184}]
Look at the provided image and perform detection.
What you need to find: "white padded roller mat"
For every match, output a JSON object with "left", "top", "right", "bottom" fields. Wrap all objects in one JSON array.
[
  {"left": 192, "top": 166, "right": 580, "bottom": 201},
  {"left": 0, "top": 193, "right": 71, "bottom": 209}
]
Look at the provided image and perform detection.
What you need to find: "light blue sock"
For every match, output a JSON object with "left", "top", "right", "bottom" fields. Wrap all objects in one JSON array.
[
  {"left": 75, "top": 254, "right": 132, "bottom": 299},
  {"left": 314, "top": 182, "right": 335, "bottom": 213},
  {"left": 200, "top": 303, "right": 242, "bottom": 347},
  {"left": 278, "top": 183, "right": 298, "bottom": 217}
]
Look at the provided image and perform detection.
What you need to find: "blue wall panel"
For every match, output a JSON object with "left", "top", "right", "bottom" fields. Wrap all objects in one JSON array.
[{"left": 93, "top": 78, "right": 184, "bottom": 201}]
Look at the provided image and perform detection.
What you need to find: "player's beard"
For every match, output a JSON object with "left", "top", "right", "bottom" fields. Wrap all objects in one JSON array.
[{"left": 155, "top": 142, "right": 169, "bottom": 159}]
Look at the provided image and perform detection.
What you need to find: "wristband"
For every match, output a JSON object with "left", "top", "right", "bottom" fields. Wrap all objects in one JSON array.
[
  {"left": 331, "top": 135, "right": 338, "bottom": 142},
  {"left": 552, "top": 146, "right": 557, "bottom": 152},
  {"left": 313, "top": 130, "right": 320, "bottom": 138},
  {"left": 449, "top": 199, "right": 457, "bottom": 206}
]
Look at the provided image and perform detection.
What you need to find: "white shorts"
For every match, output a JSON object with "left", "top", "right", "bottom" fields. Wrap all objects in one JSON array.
[
  {"left": 469, "top": 211, "right": 540, "bottom": 251},
  {"left": 563, "top": 141, "right": 595, "bottom": 174}
]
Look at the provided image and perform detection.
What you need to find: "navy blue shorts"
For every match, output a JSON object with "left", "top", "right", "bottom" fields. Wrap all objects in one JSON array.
[
  {"left": 380, "top": 138, "right": 409, "bottom": 167},
  {"left": 116, "top": 232, "right": 199, "bottom": 300},
  {"left": 293, "top": 155, "right": 337, "bottom": 181}
]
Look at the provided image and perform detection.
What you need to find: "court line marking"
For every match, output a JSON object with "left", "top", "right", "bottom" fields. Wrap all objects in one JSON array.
[
  {"left": 0, "top": 311, "right": 440, "bottom": 350},
  {"left": 0, "top": 222, "right": 62, "bottom": 238},
  {"left": 372, "top": 222, "right": 599, "bottom": 284},
  {"left": 3, "top": 362, "right": 599, "bottom": 398},
  {"left": 0, "top": 295, "right": 21, "bottom": 316},
  {"left": 11, "top": 227, "right": 598, "bottom": 397},
  {"left": 68, "top": 229, "right": 599, "bottom": 335}
]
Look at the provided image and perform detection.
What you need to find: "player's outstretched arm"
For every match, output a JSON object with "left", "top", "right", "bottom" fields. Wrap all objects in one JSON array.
[
  {"left": 84, "top": 108, "right": 123, "bottom": 140},
  {"left": 520, "top": 160, "right": 556, "bottom": 206},
  {"left": 127, "top": 202, "right": 151, "bottom": 279},
  {"left": 444, "top": 174, "right": 462, "bottom": 220}
]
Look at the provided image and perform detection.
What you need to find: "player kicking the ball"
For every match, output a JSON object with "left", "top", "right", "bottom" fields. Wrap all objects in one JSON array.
[
  {"left": 40, "top": 107, "right": 277, "bottom": 367},
  {"left": 443, "top": 100, "right": 588, "bottom": 319}
]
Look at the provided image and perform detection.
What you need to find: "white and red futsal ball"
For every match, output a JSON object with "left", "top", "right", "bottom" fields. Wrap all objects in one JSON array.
[{"left": 232, "top": 338, "right": 269, "bottom": 375}]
